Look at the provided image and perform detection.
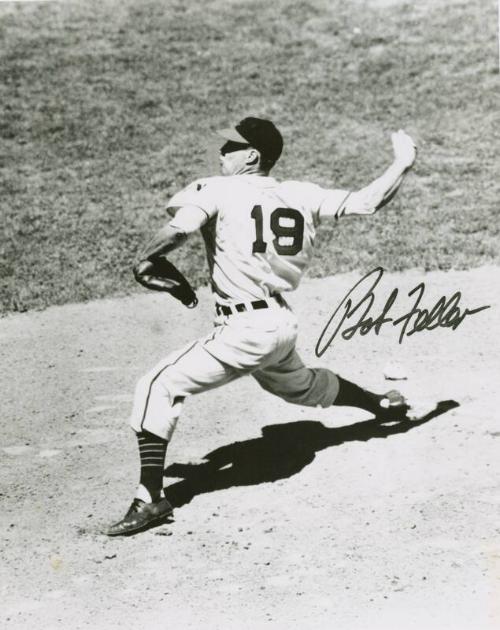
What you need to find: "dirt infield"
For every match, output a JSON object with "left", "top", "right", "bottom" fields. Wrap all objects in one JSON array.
[{"left": 1, "top": 267, "right": 499, "bottom": 630}]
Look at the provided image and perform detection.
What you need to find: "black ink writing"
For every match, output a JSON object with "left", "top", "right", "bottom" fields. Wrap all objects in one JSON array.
[{"left": 315, "top": 267, "right": 490, "bottom": 357}]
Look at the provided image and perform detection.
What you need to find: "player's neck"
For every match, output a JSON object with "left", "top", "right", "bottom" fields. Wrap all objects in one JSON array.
[{"left": 232, "top": 164, "right": 269, "bottom": 177}]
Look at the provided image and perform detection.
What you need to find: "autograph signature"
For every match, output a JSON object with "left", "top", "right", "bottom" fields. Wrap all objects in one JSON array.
[{"left": 315, "top": 267, "right": 490, "bottom": 357}]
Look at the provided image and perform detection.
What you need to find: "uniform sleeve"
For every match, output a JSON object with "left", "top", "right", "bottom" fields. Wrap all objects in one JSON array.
[
  {"left": 166, "top": 179, "right": 218, "bottom": 220},
  {"left": 169, "top": 205, "right": 210, "bottom": 234},
  {"left": 318, "top": 188, "right": 352, "bottom": 220},
  {"left": 304, "top": 183, "right": 351, "bottom": 223}
]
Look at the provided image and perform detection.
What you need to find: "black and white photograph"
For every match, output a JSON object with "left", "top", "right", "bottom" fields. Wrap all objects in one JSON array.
[{"left": 1, "top": 0, "right": 499, "bottom": 628}]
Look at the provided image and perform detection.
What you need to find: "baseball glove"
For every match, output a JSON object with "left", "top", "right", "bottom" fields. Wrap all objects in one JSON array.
[{"left": 133, "top": 258, "right": 198, "bottom": 308}]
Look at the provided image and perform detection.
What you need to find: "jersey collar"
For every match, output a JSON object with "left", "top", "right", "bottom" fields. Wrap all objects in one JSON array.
[{"left": 235, "top": 174, "right": 277, "bottom": 187}]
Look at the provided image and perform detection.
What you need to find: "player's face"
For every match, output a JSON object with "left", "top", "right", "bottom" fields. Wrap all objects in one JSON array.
[{"left": 219, "top": 141, "right": 252, "bottom": 175}]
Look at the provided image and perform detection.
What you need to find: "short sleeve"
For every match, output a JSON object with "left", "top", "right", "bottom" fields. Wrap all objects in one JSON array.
[
  {"left": 166, "top": 179, "right": 218, "bottom": 220},
  {"left": 317, "top": 188, "right": 351, "bottom": 220},
  {"left": 297, "top": 182, "right": 351, "bottom": 223}
]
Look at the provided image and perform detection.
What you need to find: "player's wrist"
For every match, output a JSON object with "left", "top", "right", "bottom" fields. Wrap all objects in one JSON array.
[{"left": 394, "top": 156, "right": 415, "bottom": 171}]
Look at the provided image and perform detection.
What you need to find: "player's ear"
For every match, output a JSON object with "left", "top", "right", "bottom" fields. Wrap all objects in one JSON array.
[{"left": 246, "top": 148, "right": 260, "bottom": 166}]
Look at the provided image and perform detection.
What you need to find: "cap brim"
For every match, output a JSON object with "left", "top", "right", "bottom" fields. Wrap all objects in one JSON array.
[{"left": 216, "top": 127, "right": 249, "bottom": 143}]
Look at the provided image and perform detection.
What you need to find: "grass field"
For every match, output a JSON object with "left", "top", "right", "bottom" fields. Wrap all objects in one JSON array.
[{"left": 0, "top": 0, "right": 498, "bottom": 313}]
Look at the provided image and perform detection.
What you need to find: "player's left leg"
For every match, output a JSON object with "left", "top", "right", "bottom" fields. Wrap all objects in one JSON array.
[{"left": 106, "top": 335, "right": 243, "bottom": 536}]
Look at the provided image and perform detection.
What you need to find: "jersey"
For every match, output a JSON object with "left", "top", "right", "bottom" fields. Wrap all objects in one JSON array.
[{"left": 168, "top": 174, "right": 350, "bottom": 304}]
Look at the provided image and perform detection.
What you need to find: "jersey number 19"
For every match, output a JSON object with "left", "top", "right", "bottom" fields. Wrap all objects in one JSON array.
[{"left": 251, "top": 205, "right": 304, "bottom": 256}]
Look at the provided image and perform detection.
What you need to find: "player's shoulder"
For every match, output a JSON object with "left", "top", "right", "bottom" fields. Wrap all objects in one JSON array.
[
  {"left": 177, "top": 175, "right": 226, "bottom": 195},
  {"left": 194, "top": 175, "right": 227, "bottom": 188},
  {"left": 167, "top": 176, "right": 225, "bottom": 210},
  {"left": 277, "top": 179, "right": 325, "bottom": 194},
  {"left": 277, "top": 179, "right": 328, "bottom": 205},
  {"left": 195, "top": 175, "right": 269, "bottom": 198}
]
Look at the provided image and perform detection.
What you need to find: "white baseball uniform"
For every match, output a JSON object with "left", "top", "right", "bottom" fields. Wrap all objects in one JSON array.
[{"left": 130, "top": 174, "right": 387, "bottom": 439}]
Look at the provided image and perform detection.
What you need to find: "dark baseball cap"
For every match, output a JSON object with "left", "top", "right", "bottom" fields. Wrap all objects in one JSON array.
[{"left": 216, "top": 117, "right": 283, "bottom": 164}]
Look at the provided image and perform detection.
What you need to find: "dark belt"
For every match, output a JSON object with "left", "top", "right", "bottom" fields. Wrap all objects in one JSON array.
[{"left": 216, "top": 296, "right": 283, "bottom": 317}]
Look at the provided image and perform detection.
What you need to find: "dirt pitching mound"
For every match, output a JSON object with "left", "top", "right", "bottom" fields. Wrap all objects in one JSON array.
[{"left": 1, "top": 266, "right": 499, "bottom": 630}]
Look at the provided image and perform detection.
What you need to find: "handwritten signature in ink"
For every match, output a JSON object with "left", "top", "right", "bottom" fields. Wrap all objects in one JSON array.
[{"left": 315, "top": 267, "right": 490, "bottom": 357}]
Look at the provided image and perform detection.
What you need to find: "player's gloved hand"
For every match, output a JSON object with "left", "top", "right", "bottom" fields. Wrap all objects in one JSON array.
[
  {"left": 391, "top": 129, "right": 417, "bottom": 170},
  {"left": 133, "top": 258, "right": 198, "bottom": 308}
]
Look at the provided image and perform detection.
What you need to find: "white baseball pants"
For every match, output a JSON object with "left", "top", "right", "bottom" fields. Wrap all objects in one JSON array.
[{"left": 130, "top": 302, "right": 340, "bottom": 440}]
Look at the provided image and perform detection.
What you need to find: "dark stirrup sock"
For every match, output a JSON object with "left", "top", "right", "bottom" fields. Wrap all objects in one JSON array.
[
  {"left": 137, "top": 430, "right": 168, "bottom": 501},
  {"left": 332, "top": 376, "right": 384, "bottom": 416}
]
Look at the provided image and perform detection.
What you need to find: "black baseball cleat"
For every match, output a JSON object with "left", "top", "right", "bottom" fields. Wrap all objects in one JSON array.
[
  {"left": 376, "top": 389, "right": 411, "bottom": 421},
  {"left": 105, "top": 497, "right": 173, "bottom": 536}
]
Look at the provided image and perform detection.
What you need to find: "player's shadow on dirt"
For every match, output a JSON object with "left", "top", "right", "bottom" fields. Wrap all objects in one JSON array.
[{"left": 163, "top": 400, "right": 458, "bottom": 510}]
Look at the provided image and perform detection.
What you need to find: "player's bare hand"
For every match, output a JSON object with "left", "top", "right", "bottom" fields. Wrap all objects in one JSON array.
[{"left": 391, "top": 129, "right": 417, "bottom": 169}]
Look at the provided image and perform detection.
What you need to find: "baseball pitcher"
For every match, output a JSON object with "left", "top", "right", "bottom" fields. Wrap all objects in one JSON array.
[{"left": 106, "top": 117, "right": 417, "bottom": 536}]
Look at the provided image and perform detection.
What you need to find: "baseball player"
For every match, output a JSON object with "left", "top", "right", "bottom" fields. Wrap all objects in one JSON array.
[{"left": 106, "top": 117, "right": 417, "bottom": 536}]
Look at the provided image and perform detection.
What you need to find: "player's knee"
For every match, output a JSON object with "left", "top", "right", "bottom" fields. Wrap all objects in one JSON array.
[
  {"left": 134, "top": 371, "right": 173, "bottom": 406},
  {"left": 135, "top": 372, "right": 150, "bottom": 392},
  {"left": 280, "top": 369, "right": 339, "bottom": 408}
]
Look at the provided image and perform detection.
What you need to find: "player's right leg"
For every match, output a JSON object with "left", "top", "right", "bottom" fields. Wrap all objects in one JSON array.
[
  {"left": 253, "top": 348, "right": 409, "bottom": 419},
  {"left": 253, "top": 347, "right": 340, "bottom": 407}
]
